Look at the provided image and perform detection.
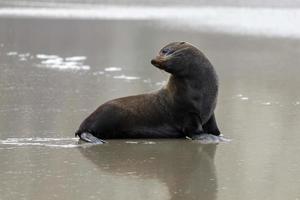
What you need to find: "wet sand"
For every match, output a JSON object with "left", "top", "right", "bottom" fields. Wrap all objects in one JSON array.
[{"left": 0, "top": 17, "right": 300, "bottom": 200}]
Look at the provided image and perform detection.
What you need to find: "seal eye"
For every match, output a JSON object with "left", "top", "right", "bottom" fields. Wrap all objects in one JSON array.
[
  {"left": 161, "top": 49, "right": 169, "bottom": 54},
  {"left": 161, "top": 48, "right": 174, "bottom": 55}
]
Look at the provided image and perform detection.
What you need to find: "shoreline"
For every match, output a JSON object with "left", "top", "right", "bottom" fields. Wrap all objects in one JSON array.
[{"left": 0, "top": 6, "right": 300, "bottom": 39}]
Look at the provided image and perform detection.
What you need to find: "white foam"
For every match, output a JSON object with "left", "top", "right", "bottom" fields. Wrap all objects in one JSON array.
[
  {"left": 7, "top": 51, "right": 18, "bottom": 56},
  {"left": 36, "top": 54, "right": 90, "bottom": 71},
  {"left": 125, "top": 141, "right": 139, "bottom": 144},
  {"left": 143, "top": 141, "right": 156, "bottom": 145},
  {"left": 113, "top": 74, "right": 140, "bottom": 80},
  {"left": 0, "top": 137, "right": 85, "bottom": 148},
  {"left": 4, "top": 137, "right": 78, "bottom": 142},
  {"left": 36, "top": 54, "right": 60, "bottom": 59},
  {"left": 104, "top": 67, "right": 122, "bottom": 72},
  {"left": 37, "top": 64, "right": 90, "bottom": 70},
  {"left": 65, "top": 56, "right": 86, "bottom": 61},
  {"left": 241, "top": 97, "right": 249, "bottom": 100},
  {"left": 262, "top": 102, "right": 272, "bottom": 105},
  {"left": 41, "top": 58, "right": 63, "bottom": 64},
  {"left": 0, "top": 6, "right": 300, "bottom": 38}
]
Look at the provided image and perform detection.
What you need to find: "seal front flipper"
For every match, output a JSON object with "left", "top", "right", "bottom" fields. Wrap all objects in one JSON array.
[
  {"left": 76, "top": 132, "right": 106, "bottom": 144},
  {"left": 183, "top": 111, "right": 204, "bottom": 139},
  {"left": 190, "top": 133, "right": 231, "bottom": 144},
  {"left": 184, "top": 113, "right": 229, "bottom": 143},
  {"left": 203, "top": 113, "right": 221, "bottom": 136}
]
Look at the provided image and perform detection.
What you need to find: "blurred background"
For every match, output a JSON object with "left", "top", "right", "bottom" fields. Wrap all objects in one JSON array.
[{"left": 0, "top": 1, "right": 300, "bottom": 200}]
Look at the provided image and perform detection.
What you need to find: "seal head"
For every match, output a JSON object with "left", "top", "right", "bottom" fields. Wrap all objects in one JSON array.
[{"left": 151, "top": 41, "right": 207, "bottom": 77}]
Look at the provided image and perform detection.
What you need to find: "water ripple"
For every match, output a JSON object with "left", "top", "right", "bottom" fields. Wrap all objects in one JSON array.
[{"left": 0, "top": 137, "right": 87, "bottom": 148}]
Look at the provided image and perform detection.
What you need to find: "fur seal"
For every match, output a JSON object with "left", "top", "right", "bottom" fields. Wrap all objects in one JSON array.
[{"left": 75, "top": 42, "right": 223, "bottom": 144}]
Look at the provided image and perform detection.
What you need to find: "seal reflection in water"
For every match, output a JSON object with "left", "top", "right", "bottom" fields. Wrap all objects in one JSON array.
[
  {"left": 75, "top": 42, "right": 227, "bottom": 144},
  {"left": 79, "top": 141, "right": 218, "bottom": 200}
]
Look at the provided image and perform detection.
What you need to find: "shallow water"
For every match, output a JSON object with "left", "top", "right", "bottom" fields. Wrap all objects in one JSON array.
[{"left": 1, "top": 3, "right": 300, "bottom": 200}]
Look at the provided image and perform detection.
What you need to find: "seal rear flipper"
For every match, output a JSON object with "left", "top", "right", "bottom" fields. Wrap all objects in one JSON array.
[
  {"left": 77, "top": 132, "right": 106, "bottom": 144},
  {"left": 188, "top": 133, "right": 231, "bottom": 144}
]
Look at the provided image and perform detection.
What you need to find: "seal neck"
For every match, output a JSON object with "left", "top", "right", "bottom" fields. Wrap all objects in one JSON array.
[{"left": 164, "top": 66, "right": 218, "bottom": 109}]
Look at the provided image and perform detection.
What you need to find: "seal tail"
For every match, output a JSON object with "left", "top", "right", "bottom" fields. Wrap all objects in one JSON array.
[{"left": 75, "top": 130, "right": 106, "bottom": 144}]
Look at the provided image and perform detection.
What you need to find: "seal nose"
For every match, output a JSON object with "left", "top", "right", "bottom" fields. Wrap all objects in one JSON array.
[
  {"left": 151, "top": 56, "right": 166, "bottom": 69},
  {"left": 151, "top": 59, "right": 159, "bottom": 66}
]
